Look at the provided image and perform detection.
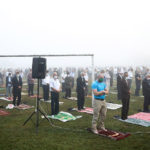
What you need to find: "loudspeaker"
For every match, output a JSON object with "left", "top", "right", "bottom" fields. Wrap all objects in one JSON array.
[{"left": 32, "top": 57, "right": 46, "bottom": 79}]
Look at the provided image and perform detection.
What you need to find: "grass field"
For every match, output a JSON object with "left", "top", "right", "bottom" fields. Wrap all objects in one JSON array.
[{"left": 0, "top": 82, "right": 150, "bottom": 150}]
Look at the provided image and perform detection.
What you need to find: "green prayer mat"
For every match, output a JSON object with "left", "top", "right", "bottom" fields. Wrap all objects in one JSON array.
[
  {"left": 0, "top": 88, "right": 5, "bottom": 91},
  {"left": 45, "top": 111, "right": 82, "bottom": 122}
]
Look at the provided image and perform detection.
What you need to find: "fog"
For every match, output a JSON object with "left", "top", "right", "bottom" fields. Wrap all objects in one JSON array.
[{"left": 0, "top": 0, "right": 150, "bottom": 68}]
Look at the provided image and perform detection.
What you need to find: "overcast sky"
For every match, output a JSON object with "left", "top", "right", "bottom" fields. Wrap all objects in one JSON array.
[{"left": 0, "top": 0, "right": 150, "bottom": 68}]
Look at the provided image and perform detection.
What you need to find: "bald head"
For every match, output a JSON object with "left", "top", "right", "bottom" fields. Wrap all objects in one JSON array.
[
  {"left": 53, "top": 72, "right": 57, "bottom": 76},
  {"left": 97, "top": 74, "right": 104, "bottom": 79}
]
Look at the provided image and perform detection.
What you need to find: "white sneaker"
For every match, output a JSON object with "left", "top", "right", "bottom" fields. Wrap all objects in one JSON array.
[
  {"left": 98, "top": 127, "right": 107, "bottom": 131},
  {"left": 91, "top": 128, "right": 99, "bottom": 134}
]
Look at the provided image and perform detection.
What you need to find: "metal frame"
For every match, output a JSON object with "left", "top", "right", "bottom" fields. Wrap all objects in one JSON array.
[
  {"left": 0, "top": 54, "right": 95, "bottom": 94},
  {"left": 0, "top": 54, "right": 95, "bottom": 132}
]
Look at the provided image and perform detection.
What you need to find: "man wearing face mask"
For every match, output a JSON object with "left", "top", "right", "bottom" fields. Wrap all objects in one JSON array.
[
  {"left": 142, "top": 73, "right": 150, "bottom": 112},
  {"left": 6, "top": 72, "right": 12, "bottom": 98},
  {"left": 91, "top": 74, "right": 109, "bottom": 134},
  {"left": 12, "top": 70, "right": 22, "bottom": 106},
  {"left": 50, "top": 72, "right": 61, "bottom": 115},
  {"left": 121, "top": 72, "right": 130, "bottom": 120},
  {"left": 76, "top": 72, "right": 86, "bottom": 110}
]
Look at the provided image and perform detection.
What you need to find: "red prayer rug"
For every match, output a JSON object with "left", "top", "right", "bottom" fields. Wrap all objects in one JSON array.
[
  {"left": 87, "top": 128, "right": 131, "bottom": 141},
  {"left": 0, "top": 110, "right": 10, "bottom": 116},
  {"left": 15, "top": 104, "right": 34, "bottom": 110}
]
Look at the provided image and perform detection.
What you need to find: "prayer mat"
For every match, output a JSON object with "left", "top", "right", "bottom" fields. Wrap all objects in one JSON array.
[
  {"left": 73, "top": 107, "right": 93, "bottom": 114},
  {"left": 106, "top": 103, "right": 122, "bottom": 110},
  {"left": 0, "top": 110, "right": 10, "bottom": 116},
  {"left": 40, "top": 99, "right": 64, "bottom": 105},
  {"left": 129, "top": 112, "right": 150, "bottom": 122},
  {"left": 110, "top": 92, "right": 117, "bottom": 95},
  {"left": 30, "top": 95, "right": 42, "bottom": 98},
  {"left": 87, "top": 128, "right": 131, "bottom": 141},
  {"left": 67, "top": 97, "right": 77, "bottom": 101},
  {"left": 114, "top": 116, "right": 150, "bottom": 127},
  {"left": 87, "top": 95, "right": 92, "bottom": 98},
  {"left": 42, "top": 111, "right": 82, "bottom": 122},
  {"left": 73, "top": 103, "right": 122, "bottom": 114},
  {"left": 0, "top": 97, "right": 13, "bottom": 101},
  {"left": 15, "top": 104, "right": 34, "bottom": 110},
  {"left": 22, "top": 92, "right": 28, "bottom": 96},
  {"left": 140, "top": 96, "right": 144, "bottom": 98},
  {"left": 0, "top": 87, "right": 5, "bottom": 91}
]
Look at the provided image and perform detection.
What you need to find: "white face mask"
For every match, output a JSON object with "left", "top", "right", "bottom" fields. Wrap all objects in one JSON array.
[{"left": 54, "top": 76, "right": 57, "bottom": 79}]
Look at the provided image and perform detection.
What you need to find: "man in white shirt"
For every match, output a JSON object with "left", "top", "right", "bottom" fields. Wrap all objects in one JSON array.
[
  {"left": 127, "top": 68, "right": 133, "bottom": 89},
  {"left": 61, "top": 71, "right": 67, "bottom": 93},
  {"left": 50, "top": 72, "right": 61, "bottom": 115},
  {"left": 42, "top": 71, "right": 50, "bottom": 101}
]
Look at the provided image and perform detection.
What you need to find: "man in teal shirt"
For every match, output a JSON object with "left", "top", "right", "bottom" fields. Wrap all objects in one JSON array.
[{"left": 91, "top": 74, "right": 109, "bottom": 134}]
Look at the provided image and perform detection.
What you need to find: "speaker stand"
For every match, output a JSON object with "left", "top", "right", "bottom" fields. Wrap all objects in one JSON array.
[{"left": 23, "top": 78, "right": 50, "bottom": 134}]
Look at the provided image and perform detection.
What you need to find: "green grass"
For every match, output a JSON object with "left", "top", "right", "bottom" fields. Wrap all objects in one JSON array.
[{"left": 0, "top": 82, "right": 150, "bottom": 150}]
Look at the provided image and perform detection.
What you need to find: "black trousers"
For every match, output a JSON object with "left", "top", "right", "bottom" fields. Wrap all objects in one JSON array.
[
  {"left": 77, "top": 91, "right": 85, "bottom": 110},
  {"left": 42, "top": 85, "right": 49, "bottom": 101},
  {"left": 121, "top": 96, "right": 130, "bottom": 120},
  {"left": 28, "top": 84, "right": 34, "bottom": 96},
  {"left": 143, "top": 95, "right": 150, "bottom": 112},
  {"left": 51, "top": 92, "right": 59, "bottom": 115},
  {"left": 84, "top": 85, "right": 88, "bottom": 96},
  {"left": 117, "top": 87, "right": 122, "bottom": 100},
  {"left": 135, "top": 83, "right": 141, "bottom": 96},
  {"left": 13, "top": 88, "right": 22, "bottom": 106},
  {"left": 65, "top": 88, "right": 71, "bottom": 98},
  {"left": 62, "top": 83, "right": 65, "bottom": 92}
]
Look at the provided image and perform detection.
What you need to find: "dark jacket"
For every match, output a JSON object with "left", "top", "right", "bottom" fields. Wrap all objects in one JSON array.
[
  {"left": 12, "top": 75, "right": 22, "bottom": 91},
  {"left": 76, "top": 76, "right": 86, "bottom": 93},
  {"left": 6, "top": 76, "right": 12, "bottom": 87},
  {"left": 65, "top": 76, "right": 72, "bottom": 89},
  {"left": 27, "top": 73, "right": 34, "bottom": 84},
  {"left": 121, "top": 77, "right": 130, "bottom": 98},
  {"left": 142, "top": 78, "right": 150, "bottom": 96},
  {"left": 117, "top": 74, "right": 122, "bottom": 90}
]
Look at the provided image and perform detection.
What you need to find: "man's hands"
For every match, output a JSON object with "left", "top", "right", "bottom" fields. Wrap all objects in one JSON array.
[{"left": 93, "top": 89, "right": 108, "bottom": 96}]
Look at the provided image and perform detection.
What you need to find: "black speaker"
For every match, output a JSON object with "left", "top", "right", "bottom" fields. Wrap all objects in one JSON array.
[{"left": 32, "top": 57, "right": 46, "bottom": 79}]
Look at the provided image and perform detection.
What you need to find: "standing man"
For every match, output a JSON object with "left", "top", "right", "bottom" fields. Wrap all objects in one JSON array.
[
  {"left": 65, "top": 72, "right": 72, "bottom": 98},
  {"left": 121, "top": 72, "right": 130, "bottom": 120},
  {"left": 135, "top": 69, "right": 142, "bottom": 96},
  {"left": 27, "top": 69, "right": 34, "bottom": 96},
  {"left": 142, "top": 74, "right": 150, "bottom": 112},
  {"left": 127, "top": 68, "right": 133, "bottom": 89},
  {"left": 61, "top": 70, "right": 67, "bottom": 93},
  {"left": 12, "top": 71, "right": 22, "bottom": 106},
  {"left": 91, "top": 74, "right": 108, "bottom": 134},
  {"left": 76, "top": 72, "right": 86, "bottom": 110},
  {"left": 105, "top": 70, "right": 111, "bottom": 91},
  {"left": 6, "top": 72, "right": 12, "bottom": 98},
  {"left": 50, "top": 72, "right": 61, "bottom": 115},
  {"left": 109, "top": 67, "right": 114, "bottom": 87},
  {"left": 117, "top": 71, "right": 123, "bottom": 100},
  {"left": 42, "top": 70, "right": 50, "bottom": 101},
  {"left": 84, "top": 71, "right": 89, "bottom": 96}
]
